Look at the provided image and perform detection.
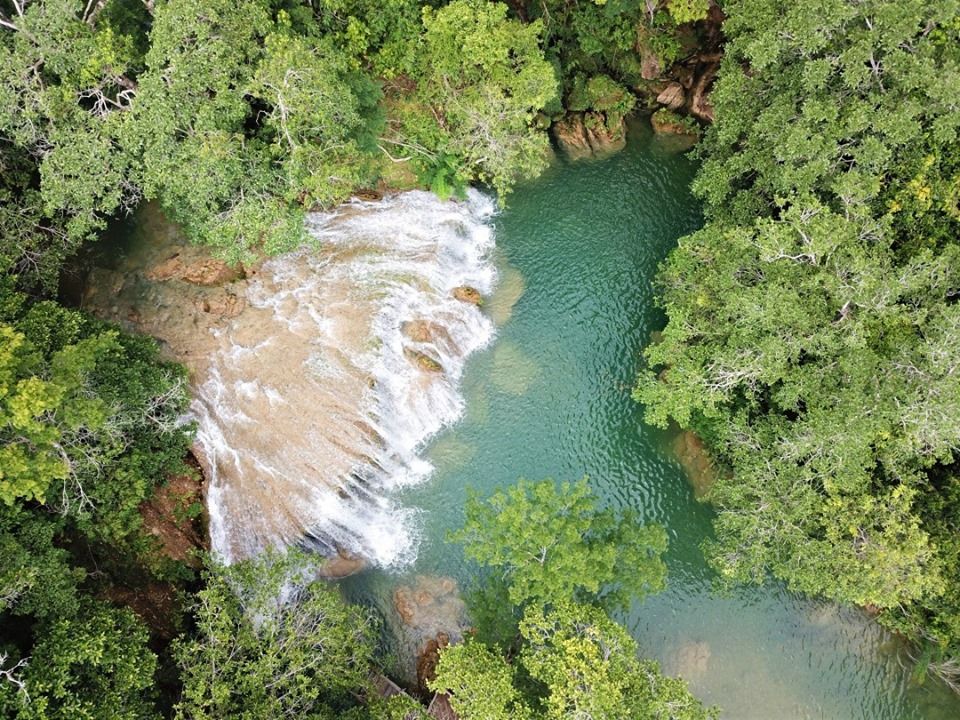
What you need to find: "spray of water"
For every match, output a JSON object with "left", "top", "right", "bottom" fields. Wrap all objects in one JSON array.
[{"left": 193, "top": 191, "right": 497, "bottom": 565}]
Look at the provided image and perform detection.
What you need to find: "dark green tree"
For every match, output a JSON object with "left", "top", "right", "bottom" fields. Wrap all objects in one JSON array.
[{"left": 635, "top": 0, "right": 960, "bottom": 683}]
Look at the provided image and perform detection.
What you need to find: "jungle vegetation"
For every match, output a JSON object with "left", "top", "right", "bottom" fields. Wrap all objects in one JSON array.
[
  {"left": 635, "top": 0, "right": 960, "bottom": 689},
  {"left": 3, "top": 0, "right": 960, "bottom": 715}
]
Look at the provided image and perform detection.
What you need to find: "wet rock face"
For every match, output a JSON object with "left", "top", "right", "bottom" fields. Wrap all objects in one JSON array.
[
  {"left": 85, "top": 192, "right": 498, "bottom": 567},
  {"left": 552, "top": 112, "right": 627, "bottom": 160},
  {"left": 390, "top": 576, "right": 471, "bottom": 689}
]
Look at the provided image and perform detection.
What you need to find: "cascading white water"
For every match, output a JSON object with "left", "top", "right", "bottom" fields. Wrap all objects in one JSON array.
[{"left": 192, "top": 190, "right": 497, "bottom": 565}]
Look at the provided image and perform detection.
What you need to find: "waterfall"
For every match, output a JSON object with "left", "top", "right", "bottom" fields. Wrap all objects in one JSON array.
[{"left": 193, "top": 190, "right": 497, "bottom": 566}]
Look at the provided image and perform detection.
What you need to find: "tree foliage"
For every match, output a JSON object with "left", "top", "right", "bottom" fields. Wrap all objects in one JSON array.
[
  {"left": 403, "top": 0, "right": 558, "bottom": 198},
  {"left": 174, "top": 551, "right": 378, "bottom": 720},
  {"left": 434, "top": 479, "right": 713, "bottom": 720},
  {"left": 635, "top": 0, "right": 960, "bottom": 673},
  {"left": 454, "top": 477, "right": 667, "bottom": 610},
  {"left": 2, "top": 603, "right": 159, "bottom": 720}
]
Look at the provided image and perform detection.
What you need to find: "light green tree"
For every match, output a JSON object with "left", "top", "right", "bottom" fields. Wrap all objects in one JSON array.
[
  {"left": 454, "top": 477, "right": 667, "bottom": 610},
  {"left": 174, "top": 551, "right": 378, "bottom": 720}
]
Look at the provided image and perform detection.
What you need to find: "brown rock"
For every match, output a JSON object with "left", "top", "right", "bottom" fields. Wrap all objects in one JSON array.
[
  {"left": 319, "top": 548, "right": 367, "bottom": 579},
  {"left": 194, "top": 291, "right": 246, "bottom": 318},
  {"left": 416, "top": 632, "right": 450, "bottom": 695},
  {"left": 401, "top": 319, "right": 451, "bottom": 346},
  {"left": 146, "top": 253, "right": 243, "bottom": 286},
  {"left": 451, "top": 286, "right": 483, "bottom": 306},
  {"left": 552, "top": 112, "right": 627, "bottom": 160},
  {"left": 182, "top": 258, "right": 243, "bottom": 286},
  {"left": 404, "top": 348, "right": 443, "bottom": 373},
  {"left": 657, "top": 82, "right": 686, "bottom": 111}
]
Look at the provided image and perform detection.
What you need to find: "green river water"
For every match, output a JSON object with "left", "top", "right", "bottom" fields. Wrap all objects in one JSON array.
[{"left": 344, "top": 122, "right": 960, "bottom": 719}]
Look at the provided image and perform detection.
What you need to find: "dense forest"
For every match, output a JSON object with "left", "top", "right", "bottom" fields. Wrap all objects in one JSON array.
[{"left": 1, "top": 0, "right": 958, "bottom": 718}]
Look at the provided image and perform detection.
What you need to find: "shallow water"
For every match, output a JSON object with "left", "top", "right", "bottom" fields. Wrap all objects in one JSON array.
[{"left": 345, "top": 122, "right": 960, "bottom": 719}]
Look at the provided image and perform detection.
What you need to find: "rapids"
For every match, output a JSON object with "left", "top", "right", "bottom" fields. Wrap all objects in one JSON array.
[{"left": 85, "top": 191, "right": 498, "bottom": 565}]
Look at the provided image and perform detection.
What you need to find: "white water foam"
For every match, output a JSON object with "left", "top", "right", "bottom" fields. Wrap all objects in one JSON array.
[{"left": 195, "top": 190, "right": 497, "bottom": 566}]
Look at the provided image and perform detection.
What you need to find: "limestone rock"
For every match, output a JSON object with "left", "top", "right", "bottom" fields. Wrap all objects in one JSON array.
[
  {"left": 451, "top": 286, "right": 483, "bottom": 306},
  {"left": 552, "top": 112, "right": 627, "bottom": 161},
  {"left": 404, "top": 347, "right": 443, "bottom": 373},
  {"left": 146, "top": 253, "right": 243, "bottom": 286},
  {"left": 319, "top": 548, "right": 367, "bottom": 579},
  {"left": 657, "top": 82, "right": 686, "bottom": 111},
  {"left": 194, "top": 291, "right": 246, "bottom": 318},
  {"left": 401, "top": 319, "right": 451, "bottom": 345}
]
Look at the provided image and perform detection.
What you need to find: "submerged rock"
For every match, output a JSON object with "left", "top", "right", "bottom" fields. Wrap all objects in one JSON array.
[
  {"left": 666, "top": 639, "right": 712, "bottom": 679},
  {"left": 318, "top": 548, "right": 367, "bottom": 579},
  {"left": 672, "top": 429, "right": 718, "bottom": 498}
]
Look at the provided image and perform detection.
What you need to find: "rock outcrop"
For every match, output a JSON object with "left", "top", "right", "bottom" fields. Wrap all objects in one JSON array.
[
  {"left": 656, "top": 82, "right": 686, "bottom": 111},
  {"left": 318, "top": 548, "right": 367, "bottom": 579},
  {"left": 451, "top": 285, "right": 483, "bottom": 306},
  {"left": 552, "top": 112, "right": 627, "bottom": 160},
  {"left": 390, "top": 576, "right": 471, "bottom": 688},
  {"left": 146, "top": 252, "right": 244, "bottom": 286}
]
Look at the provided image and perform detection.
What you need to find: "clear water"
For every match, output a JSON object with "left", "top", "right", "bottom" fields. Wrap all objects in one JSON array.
[{"left": 344, "top": 121, "right": 960, "bottom": 719}]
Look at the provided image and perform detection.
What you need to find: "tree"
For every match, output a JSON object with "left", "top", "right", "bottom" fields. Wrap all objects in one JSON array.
[
  {"left": 0, "top": 0, "right": 147, "bottom": 286},
  {"left": 0, "top": 282, "right": 191, "bottom": 544},
  {"left": 634, "top": 0, "right": 960, "bottom": 679},
  {"left": 129, "top": 0, "right": 383, "bottom": 263},
  {"left": 2, "top": 602, "right": 159, "bottom": 720},
  {"left": 453, "top": 477, "right": 667, "bottom": 610},
  {"left": 405, "top": 0, "right": 558, "bottom": 198},
  {"left": 174, "top": 551, "right": 378, "bottom": 720},
  {"left": 433, "top": 479, "right": 713, "bottom": 720}
]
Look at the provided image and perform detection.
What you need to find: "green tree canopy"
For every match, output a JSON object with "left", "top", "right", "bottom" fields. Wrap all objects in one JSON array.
[
  {"left": 174, "top": 551, "right": 378, "bottom": 720},
  {"left": 434, "top": 478, "right": 713, "bottom": 720},
  {"left": 634, "top": 0, "right": 960, "bottom": 680},
  {"left": 454, "top": 477, "right": 667, "bottom": 610},
  {"left": 403, "top": 0, "right": 558, "bottom": 198}
]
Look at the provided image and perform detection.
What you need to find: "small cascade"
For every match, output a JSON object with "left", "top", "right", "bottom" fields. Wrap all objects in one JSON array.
[{"left": 192, "top": 190, "right": 497, "bottom": 565}]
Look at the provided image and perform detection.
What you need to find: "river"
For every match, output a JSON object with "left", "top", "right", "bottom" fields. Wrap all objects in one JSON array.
[
  {"left": 89, "top": 116, "right": 960, "bottom": 719},
  {"left": 343, "top": 121, "right": 960, "bottom": 719}
]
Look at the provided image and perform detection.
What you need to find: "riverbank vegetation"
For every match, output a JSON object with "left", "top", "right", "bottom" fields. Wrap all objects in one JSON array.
[
  {"left": 431, "top": 479, "right": 714, "bottom": 720},
  {"left": 5, "top": 0, "right": 960, "bottom": 715},
  {"left": 636, "top": 0, "right": 960, "bottom": 688}
]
